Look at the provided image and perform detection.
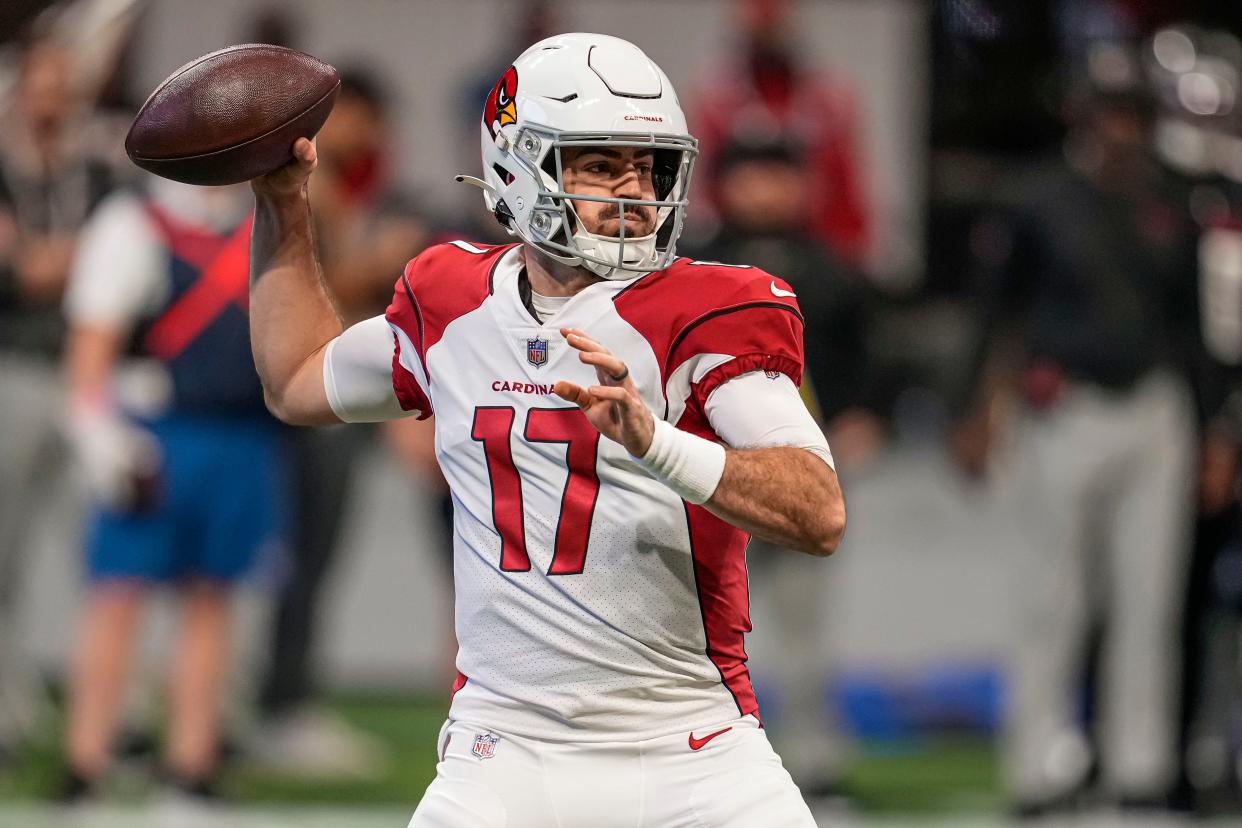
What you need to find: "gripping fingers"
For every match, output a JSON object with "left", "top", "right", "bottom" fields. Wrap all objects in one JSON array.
[
  {"left": 253, "top": 138, "right": 318, "bottom": 195},
  {"left": 562, "top": 328, "right": 632, "bottom": 386},
  {"left": 579, "top": 351, "right": 628, "bottom": 380},
  {"left": 561, "top": 328, "right": 608, "bottom": 354},
  {"left": 293, "top": 137, "right": 317, "bottom": 164},
  {"left": 561, "top": 327, "right": 613, "bottom": 364},
  {"left": 554, "top": 381, "right": 592, "bottom": 408},
  {"left": 587, "top": 385, "right": 628, "bottom": 402},
  {"left": 555, "top": 381, "right": 628, "bottom": 407}
]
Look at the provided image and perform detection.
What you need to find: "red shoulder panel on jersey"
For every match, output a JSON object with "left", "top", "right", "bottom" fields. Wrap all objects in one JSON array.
[
  {"left": 384, "top": 241, "right": 517, "bottom": 411},
  {"left": 613, "top": 258, "right": 805, "bottom": 394}
]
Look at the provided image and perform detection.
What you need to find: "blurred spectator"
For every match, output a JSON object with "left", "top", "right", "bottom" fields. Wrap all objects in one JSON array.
[
  {"left": 454, "top": 0, "right": 560, "bottom": 243},
  {"left": 689, "top": 137, "right": 884, "bottom": 467},
  {"left": 0, "top": 31, "right": 118, "bottom": 763},
  {"left": 52, "top": 0, "right": 148, "bottom": 173},
  {"left": 952, "top": 46, "right": 1204, "bottom": 815},
  {"left": 1187, "top": 171, "right": 1242, "bottom": 802},
  {"left": 688, "top": 0, "right": 871, "bottom": 266},
  {"left": 1150, "top": 23, "right": 1242, "bottom": 805},
  {"left": 309, "top": 67, "right": 428, "bottom": 324},
  {"left": 458, "top": 0, "right": 559, "bottom": 131},
  {"left": 249, "top": 66, "right": 424, "bottom": 778},
  {"left": 686, "top": 136, "right": 884, "bottom": 800},
  {"left": 59, "top": 178, "right": 285, "bottom": 803},
  {"left": 382, "top": 415, "right": 457, "bottom": 683}
]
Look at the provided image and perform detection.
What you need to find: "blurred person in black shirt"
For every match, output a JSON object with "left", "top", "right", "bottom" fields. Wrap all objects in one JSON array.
[
  {"left": 691, "top": 138, "right": 883, "bottom": 463},
  {"left": 1189, "top": 170, "right": 1242, "bottom": 805},
  {"left": 952, "top": 46, "right": 1204, "bottom": 815},
  {"left": 0, "top": 32, "right": 117, "bottom": 763},
  {"left": 1184, "top": 172, "right": 1242, "bottom": 807},
  {"left": 1149, "top": 23, "right": 1242, "bottom": 806},
  {"left": 688, "top": 137, "right": 883, "bottom": 801}
]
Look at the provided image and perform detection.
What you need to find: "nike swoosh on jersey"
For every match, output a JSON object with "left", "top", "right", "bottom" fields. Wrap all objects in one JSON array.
[
  {"left": 688, "top": 726, "right": 733, "bottom": 751},
  {"left": 770, "top": 281, "right": 797, "bottom": 298}
]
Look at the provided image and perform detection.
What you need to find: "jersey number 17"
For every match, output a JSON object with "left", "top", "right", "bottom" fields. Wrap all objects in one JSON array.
[{"left": 472, "top": 406, "right": 601, "bottom": 575}]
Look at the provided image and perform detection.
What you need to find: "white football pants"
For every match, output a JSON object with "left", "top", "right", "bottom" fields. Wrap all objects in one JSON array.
[
  {"left": 407, "top": 714, "right": 817, "bottom": 827},
  {"left": 1002, "top": 370, "right": 1196, "bottom": 801}
]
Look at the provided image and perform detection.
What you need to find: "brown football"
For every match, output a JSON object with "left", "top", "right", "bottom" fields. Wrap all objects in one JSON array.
[{"left": 126, "top": 44, "right": 339, "bottom": 186}]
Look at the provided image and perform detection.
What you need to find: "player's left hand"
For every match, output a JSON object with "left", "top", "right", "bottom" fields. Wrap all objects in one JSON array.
[{"left": 554, "top": 327, "right": 656, "bottom": 457}]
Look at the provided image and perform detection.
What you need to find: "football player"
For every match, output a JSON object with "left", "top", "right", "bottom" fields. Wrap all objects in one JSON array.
[{"left": 249, "top": 33, "right": 844, "bottom": 827}]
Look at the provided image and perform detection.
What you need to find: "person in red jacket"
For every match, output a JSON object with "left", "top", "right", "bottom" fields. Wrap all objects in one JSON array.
[{"left": 688, "top": 0, "right": 871, "bottom": 267}]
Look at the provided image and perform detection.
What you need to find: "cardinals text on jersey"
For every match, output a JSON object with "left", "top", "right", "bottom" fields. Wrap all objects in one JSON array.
[{"left": 385, "top": 240, "right": 803, "bottom": 741}]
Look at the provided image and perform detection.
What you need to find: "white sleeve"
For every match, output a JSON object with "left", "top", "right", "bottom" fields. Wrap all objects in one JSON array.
[
  {"left": 323, "top": 315, "right": 413, "bottom": 423},
  {"left": 704, "top": 370, "right": 835, "bottom": 469},
  {"left": 64, "top": 193, "right": 167, "bottom": 328}
]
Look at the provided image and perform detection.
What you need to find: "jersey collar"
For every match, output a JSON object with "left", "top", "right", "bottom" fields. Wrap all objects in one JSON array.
[{"left": 491, "top": 245, "right": 641, "bottom": 330}]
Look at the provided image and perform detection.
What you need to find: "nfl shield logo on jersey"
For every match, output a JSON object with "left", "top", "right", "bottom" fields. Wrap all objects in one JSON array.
[
  {"left": 526, "top": 337, "right": 548, "bottom": 367},
  {"left": 472, "top": 731, "right": 500, "bottom": 759}
]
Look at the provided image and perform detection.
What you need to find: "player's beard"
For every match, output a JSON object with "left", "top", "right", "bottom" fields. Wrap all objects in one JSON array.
[{"left": 593, "top": 203, "right": 657, "bottom": 238}]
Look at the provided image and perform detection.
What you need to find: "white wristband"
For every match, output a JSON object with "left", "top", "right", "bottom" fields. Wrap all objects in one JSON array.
[{"left": 634, "top": 419, "right": 727, "bottom": 505}]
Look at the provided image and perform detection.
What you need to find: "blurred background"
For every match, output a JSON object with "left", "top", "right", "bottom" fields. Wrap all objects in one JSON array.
[{"left": 3, "top": 0, "right": 1242, "bottom": 824}]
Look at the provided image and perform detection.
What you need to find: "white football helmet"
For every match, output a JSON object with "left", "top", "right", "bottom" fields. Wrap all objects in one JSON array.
[{"left": 461, "top": 33, "right": 698, "bottom": 280}]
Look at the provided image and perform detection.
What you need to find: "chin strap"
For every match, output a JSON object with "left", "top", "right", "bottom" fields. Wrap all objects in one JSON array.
[{"left": 572, "top": 225, "right": 658, "bottom": 281}]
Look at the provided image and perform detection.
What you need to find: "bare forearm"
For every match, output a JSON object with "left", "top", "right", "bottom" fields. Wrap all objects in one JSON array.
[
  {"left": 250, "top": 189, "right": 339, "bottom": 379},
  {"left": 249, "top": 184, "right": 341, "bottom": 423},
  {"left": 705, "top": 446, "right": 845, "bottom": 556}
]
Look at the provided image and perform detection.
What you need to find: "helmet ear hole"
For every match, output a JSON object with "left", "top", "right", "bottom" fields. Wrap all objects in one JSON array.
[
  {"left": 540, "top": 153, "right": 559, "bottom": 182},
  {"left": 492, "top": 163, "right": 516, "bottom": 186},
  {"left": 652, "top": 149, "right": 681, "bottom": 200}
]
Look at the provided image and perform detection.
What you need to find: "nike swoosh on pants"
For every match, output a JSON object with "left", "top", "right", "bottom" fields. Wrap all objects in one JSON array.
[{"left": 688, "top": 726, "right": 733, "bottom": 751}]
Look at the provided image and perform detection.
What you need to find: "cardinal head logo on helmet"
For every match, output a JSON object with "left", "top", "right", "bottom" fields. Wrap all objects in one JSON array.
[{"left": 484, "top": 66, "right": 519, "bottom": 138}]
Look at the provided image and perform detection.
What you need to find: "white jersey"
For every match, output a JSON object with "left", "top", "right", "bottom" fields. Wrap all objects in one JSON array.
[{"left": 385, "top": 241, "right": 806, "bottom": 741}]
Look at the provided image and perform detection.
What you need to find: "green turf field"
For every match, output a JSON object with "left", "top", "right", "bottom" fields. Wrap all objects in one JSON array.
[{"left": 0, "top": 695, "right": 1002, "bottom": 816}]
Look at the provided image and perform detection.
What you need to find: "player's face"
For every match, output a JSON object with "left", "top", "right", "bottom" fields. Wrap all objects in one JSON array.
[{"left": 561, "top": 147, "right": 658, "bottom": 238}]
